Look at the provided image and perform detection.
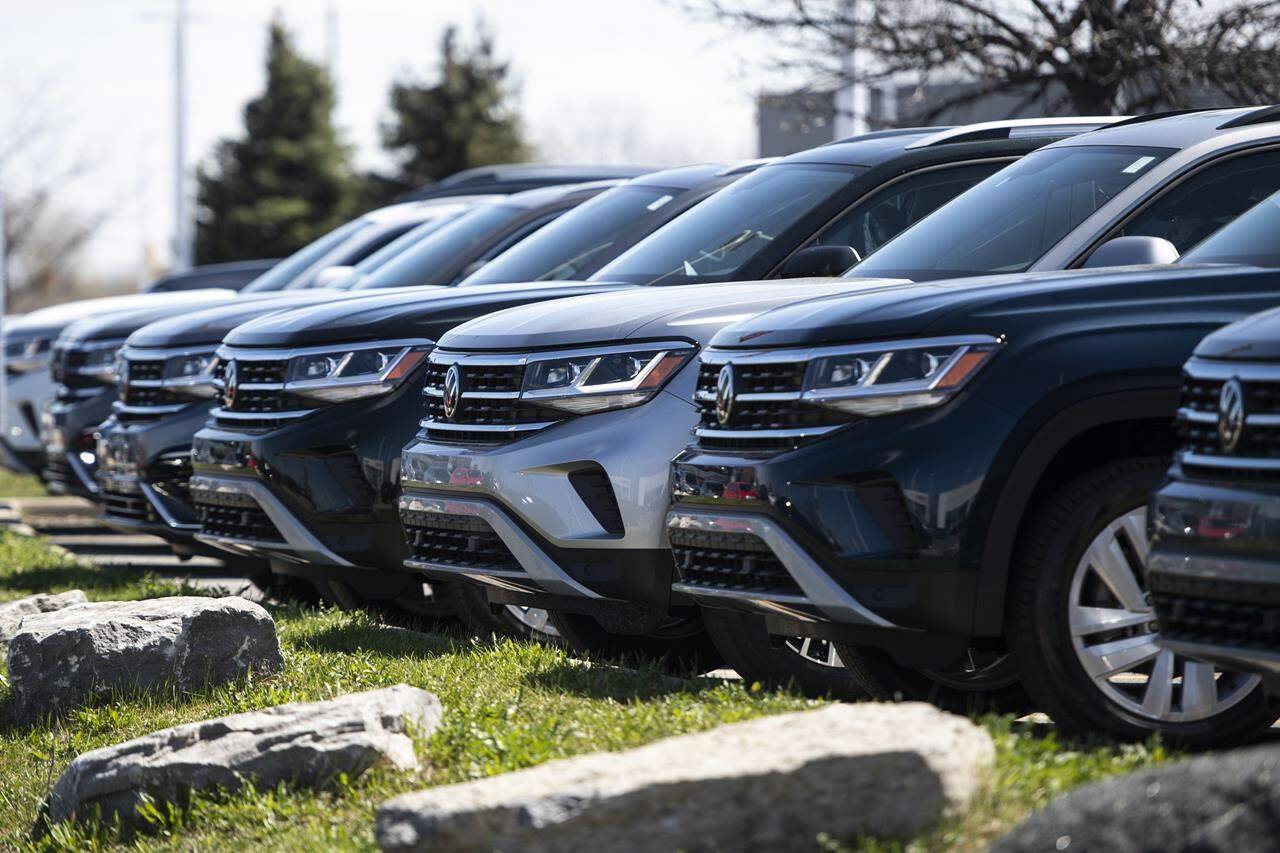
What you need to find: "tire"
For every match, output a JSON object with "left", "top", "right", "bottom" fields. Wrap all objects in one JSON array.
[
  {"left": 322, "top": 578, "right": 458, "bottom": 628},
  {"left": 450, "top": 582, "right": 561, "bottom": 643},
  {"left": 701, "top": 607, "right": 865, "bottom": 699},
  {"left": 837, "top": 643, "right": 1031, "bottom": 714},
  {"left": 1008, "top": 457, "right": 1273, "bottom": 746},
  {"left": 547, "top": 609, "right": 723, "bottom": 676}
]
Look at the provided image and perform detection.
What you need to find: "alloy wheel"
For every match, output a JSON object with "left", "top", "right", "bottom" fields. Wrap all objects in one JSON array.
[
  {"left": 1068, "top": 506, "right": 1259, "bottom": 723},
  {"left": 503, "top": 604, "right": 560, "bottom": 638},
  {"left": 783, "top": 636, "right": 843, "bottom": 668}
]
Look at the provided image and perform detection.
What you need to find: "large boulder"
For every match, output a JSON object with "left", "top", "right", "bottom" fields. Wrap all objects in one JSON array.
[
  {"left": 377, "top": 702, "right": 993, "bottom": 852},
  {"left": 8, "top": 596, "right": 283, "bottom": 721},
  {"left": 45, "top": 684, "right": 443, "bottom": 825},
  {"left": 994, "top": 744, "right": 1280, "bottom": 852},
  {"left": 0, "top": 590, "right": 87, "bottom": 652}
]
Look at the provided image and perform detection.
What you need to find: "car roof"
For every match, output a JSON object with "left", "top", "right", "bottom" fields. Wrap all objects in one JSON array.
[
  {"left": 497, "top": 180, "right": 626, "bottom": 209},
  {"left": 1053, "top": 106, "right": 1280, "bottom": 150},
  {"left": 401, "top": 164, "right": 657, "bottom": 200},
  {"left": 628, "top": 164, "right": 727, "bottom": 190}
]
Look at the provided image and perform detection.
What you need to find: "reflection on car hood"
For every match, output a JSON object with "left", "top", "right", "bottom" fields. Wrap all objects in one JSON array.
[
  {"left": 1195, "top": 296, "right": 1280, "bottom": 360},
  {"left": 8, "top": 289, "right": 236, "bottom": 338},
  {"left": 435, "top": 278, "right": 911, "bottom": 351},
  {"left": 222, "top": 281, "right": 638, "bottom": 348},
  {"left": 58, "top": 294, "right": 242, "bottom": 345}
]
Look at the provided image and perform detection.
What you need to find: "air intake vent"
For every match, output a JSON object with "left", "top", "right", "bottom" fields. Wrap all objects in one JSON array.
[{"left": 568, "top": 467, "right": 624, "bottom": 535}]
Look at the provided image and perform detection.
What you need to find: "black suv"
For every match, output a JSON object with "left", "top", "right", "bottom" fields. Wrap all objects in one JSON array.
[
  {"left": 1150, "top": 210, "right": 1280, "bottom": 689},
  {"left": 669, "top": 177, "right": 1280, "bottom": 745}
]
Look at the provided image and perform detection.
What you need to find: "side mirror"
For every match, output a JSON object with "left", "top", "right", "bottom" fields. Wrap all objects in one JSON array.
[
  {"left": 312, "top": 265, "right": 358, "bottom": 289},
  {"left": 779, "top": 245, "right": 861, "bottom": 279},
  {"left": 1082, "top": 236, "right": 1179, "bottom": 270}
]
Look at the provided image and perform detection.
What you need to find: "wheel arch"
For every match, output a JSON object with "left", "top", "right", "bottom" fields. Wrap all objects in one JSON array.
[{"left": 969, "top": 379, "right": 1182, "bottom": 636}]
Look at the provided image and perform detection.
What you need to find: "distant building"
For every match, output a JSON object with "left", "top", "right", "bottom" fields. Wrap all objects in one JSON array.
[{"left": 757, "top": 80, "right": 1231, "bottom": 156}]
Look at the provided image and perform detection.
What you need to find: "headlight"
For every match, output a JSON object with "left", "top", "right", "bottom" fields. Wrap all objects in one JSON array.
[
  {"left": 521, "top": 343, "right": 696, "bottom": 413},
  {"left": 4, "top": 337, "right": 52, "bottom": 373},
  {"left": 64, "top": 340, "right": 127, "bottom": 383},
  {"left": 284, "top": 341, "right": 431, "bottom": 402},
  {"left": 164, "top": 352, "right": 220, "bottom": 399},
  {"left": 801, "top": 335, "right": 1000, "bottom": 416}
]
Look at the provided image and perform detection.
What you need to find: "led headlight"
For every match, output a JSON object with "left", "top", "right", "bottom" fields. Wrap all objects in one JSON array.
[
  {"left": 4, "top": 337, "right": 52, "bottom": 373},
  {"left": 164, "top": 352, "right": 220, "bottom": 399},
  {"left": 521, "top": 343, "right": 696, "bottom": 414},
  {"left": 284, "top": 340, "right": 431, "bottom": 402},
  {"left": 801, "top": 335, "right": 1000, "bottom": 416},
  {"left": 74, "top": 340, "right": 127, "bottom": 383}
]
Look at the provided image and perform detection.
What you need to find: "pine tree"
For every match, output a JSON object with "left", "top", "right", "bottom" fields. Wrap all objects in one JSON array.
[
  {"left": 371, "top": 23, "right": 532, "bottom": 203},
  {"left": 195, "top": 18, "right": 354, "bottom": 264}
]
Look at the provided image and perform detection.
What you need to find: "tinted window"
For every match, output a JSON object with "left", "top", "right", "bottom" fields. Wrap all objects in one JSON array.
[
  {"left": 286, "top": 222, "right": 421, "bottom": 289},
  {"left": 591, "top": 163, "right": 861, "bottom": 285},
  {"left": 326, "top": 212, "right": 470, "bottom": 290},
  {"left": 241, "top": 218, "right": 371, "bottom": 292},
  {"left": 1113, "top": 150, "right": 1280, "bottom": 254},
  {"left": 807, "top": 161, "right": 1007, "bottom": 260},
  {"left": 464, "top": 185, "right": 685, "bottom": 285},
  {"left": 849, "top": 146, "right": 1173, "bottom": 281},
  {"left": 355, "top": 204, "right": 523, "bottom": 289},
  {"left": 1180, "top": 191, "right": 1280, "bottom": 268}
]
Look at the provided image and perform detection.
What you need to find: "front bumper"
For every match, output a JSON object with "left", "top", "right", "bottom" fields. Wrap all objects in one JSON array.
[
  {"left": 663, "top": 393, "right": 1019, "bottom": 664},
  {"left": 41, "top": 389, "right": 114, "bottom": 497},
  {"left": 398, "top": 389, "right": 698, "bottom": 617},
  {"left": 1149, "top": 465, "right": 1280, "bottom": 683},
  {"left": 95, "top": 403, "right": 213, "bottom": 542},
  {"left": 1, "top": 368, "right": 54, "bottom": 472}
]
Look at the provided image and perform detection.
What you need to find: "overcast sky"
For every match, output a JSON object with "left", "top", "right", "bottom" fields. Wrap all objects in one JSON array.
[{"left": 0, "top": 0, "right": 768, "bottom": 282}]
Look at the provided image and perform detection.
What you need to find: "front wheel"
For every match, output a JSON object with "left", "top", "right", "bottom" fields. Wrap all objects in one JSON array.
[
  {"left": 837, "top": 643, "right": 1029, "bottom": 714},
  {"left": 449, "top": 582, "right": 561, "bottom": 643},
  {"left": 1008, "top": 458, "right": 1272, "bottom": 746},
  {"left": 322, "top": 578, "right": 458, "bottom": 627},
  {"left": 701, "top": 607, "right": 864, "bottom": 699}
]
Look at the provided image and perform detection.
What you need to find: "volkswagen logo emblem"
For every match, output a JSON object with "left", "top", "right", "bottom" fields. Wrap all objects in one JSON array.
[
  {"left": 715, "top": 364, "right": 735, "bottom": 426},
  {"left": 223, "top": 359, "right": 238, "bottom": 410},
  {"left": 442, "top": 364, "right": 462, "bottom": 419},
  {"left": 1218, "top": 377, "right": 1246, "bottom": 453}
]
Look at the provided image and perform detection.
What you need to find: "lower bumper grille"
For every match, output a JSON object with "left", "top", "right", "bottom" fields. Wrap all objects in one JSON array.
[
  {"left": 101, "top": 486, "right": 157, "bottom": 523},
  {"left": 193, "top": 487, "right": 284, "bottom": 543},
  {"left": 43, "top": 453, "right": 74, "bottom": 490},
  {"left": 1153, "top": 570, "right": 1280, "bottom": 654},
  {"left": 670, "top": 528, "right": 802, "bottom": 596},
  {"left": 400, "top": 509, "right": 519, "bottom": 570}
]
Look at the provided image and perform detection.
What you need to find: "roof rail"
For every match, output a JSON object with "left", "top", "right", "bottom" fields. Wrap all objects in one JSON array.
[
  {"left": 719, "top": 157, "right": 776, "bottom": 175},
  {"left": 1218, "top": 105, "right": 1280, "bottom": 130},
  {"left": 826, "top": 126, "right": 951, "bottom": 146},
  {"left": 905, "top": 116, "right": 1123, "bottom": 149},
  {"left": 1104, "top": 108, "right": 1221, "bottom": 130}
]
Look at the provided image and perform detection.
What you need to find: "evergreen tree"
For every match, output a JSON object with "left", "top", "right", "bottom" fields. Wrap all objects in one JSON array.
[
  {"left": 371, "top": 23, "right": 532, "bottom": 203},
  {"left": 195, "top": 19, "right": 354, "bottom": 264}
]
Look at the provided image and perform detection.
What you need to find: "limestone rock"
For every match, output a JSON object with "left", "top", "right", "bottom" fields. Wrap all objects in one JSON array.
[
  {"left": 46, "top": 684, "right": 443, "bottom": 825},
  {"left": 377, "top": 701, "right": 994, "bottom": 852},
  {"left": 0, "top": 590, "right": 87, "bottom": 651},
  {"left": 8, "top": 595, "right": 283, "bottom": 721}
]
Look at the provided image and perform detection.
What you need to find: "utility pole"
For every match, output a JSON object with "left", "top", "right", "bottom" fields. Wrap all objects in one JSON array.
[
  {"left": 833, "top": 0, "right": 867, "bottom": 139},
  {"left": 172, "top": 0, "right": 192, "bottom": 271},
  {"left": 0, "top": 190, "right": 8, "bottom": 447},
  {"left": 326, "top": 1, "right": 339, "bottom": 85}
]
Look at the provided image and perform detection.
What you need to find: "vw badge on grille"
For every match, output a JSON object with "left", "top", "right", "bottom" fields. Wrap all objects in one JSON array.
[
  {"left": 443, "top": 364, "right": 462, "bottom": 419},
  {"left": 715, "top": 364, "right": 735, "bottom": 426},
  {"left": 1218, "top": 377, "right": 1245, "bottom": 453},
  {"left": 223, "top": 359, "right": 238, "bottom": 409}
]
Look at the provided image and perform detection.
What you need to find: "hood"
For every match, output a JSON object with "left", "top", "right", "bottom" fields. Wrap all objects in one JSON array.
[
  {"left": 57, "top": 294, "right": 239, "bottom": 346},
  {"left": 8, "top": 289, "right": 236, "bottom": 337},
  {"left": 1194, "top": 301, "right": 1280, "bottom": 361},
  {"left": 436, "top": 278, "right": 909, "bottom": 351},
  {"left": 125, "top": 289, "right": 427, "bottom": 349},
  {"left": 222, "top": 281, "right": 638, "bottom": 348},
  {"left": 710, "top": 264, "right": 1278, "bottom": 349}
]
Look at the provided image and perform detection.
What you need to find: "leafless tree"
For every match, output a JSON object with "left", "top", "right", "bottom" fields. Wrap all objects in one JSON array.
[
  {"left": 0, "top": 84, "right": 110, "bottom": 311},
  {"left": 686, "top": 0, "right": 1280, "bottom": 121}
]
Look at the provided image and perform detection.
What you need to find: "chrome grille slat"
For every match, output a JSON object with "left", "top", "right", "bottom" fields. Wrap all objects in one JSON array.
[{"left": 420, "top": 351, "right": 564, "bottom": 445}]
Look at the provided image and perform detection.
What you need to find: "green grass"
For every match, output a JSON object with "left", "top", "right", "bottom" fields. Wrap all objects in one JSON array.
[
  {"left": 0, "top": 470, "right": 46, "bottom": 499},
  {"left": 0, "top": 527, "right": 1172, "bottom": 851}
]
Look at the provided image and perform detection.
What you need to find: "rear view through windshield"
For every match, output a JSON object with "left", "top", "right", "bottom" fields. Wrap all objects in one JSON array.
[
  {"left": 590, "top": 163, "right": 861, "bottom": 285},
  {"left": 849, "top": 145, "right": 1174, "bottom": 281}
]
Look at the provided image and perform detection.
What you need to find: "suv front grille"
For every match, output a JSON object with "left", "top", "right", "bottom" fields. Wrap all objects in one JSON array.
[
  {"left": 400, "top": 508, "right": 520, "bottom": 570},
  {"left": 1176, "top": 360, "right": 1280, "bottom": 478},
  {"left": 694, "top": 357, "right": 850, "bottom": 453},
  {"left": 670, "top": 528, "right": 802, "bottom": 597},
  {"left": 101, "top": 485, "right": 157, "bottom": 524},
  {"left": 420, "top": 355, "right": 564, "bottom": 445},
  {"left": 211, "top": 354, "right": 320, "bottom": 431},
  {"left": 192, "top": 486, "right": 284, "bottom": 543}
]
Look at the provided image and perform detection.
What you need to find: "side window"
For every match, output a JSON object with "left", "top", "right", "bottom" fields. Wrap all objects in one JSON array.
[
  {"left": 477, "top": 211, "right": 563, "bottom": 263},
  {"left": 1111, "top": 150, "right": 1280, "bottom": 255},
  {"left": 807, "top": 161, "right": 1008, "bottom": 259}
]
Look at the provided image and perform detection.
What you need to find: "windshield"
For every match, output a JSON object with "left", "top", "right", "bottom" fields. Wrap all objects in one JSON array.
[
  {"left": 590, "top": 163, "right": 861, "bottom": 285},
  {"left": 326, "top": 211, "right": 470, "bottom": 290},
  {"left": 463, "top": 185, "right": 687, "bottom": 284},
  {"left": 848, "top": 145, "right": 1174, "bottom": 281},
  {"left": 354, "top": 203, "right": 523, "bottom": 289},
  {"left": 1180, "top": 191, "right": 1280, "bottom": 268},
  {"left": 240, "top": 218, "right": 371, "bottom": 292}
]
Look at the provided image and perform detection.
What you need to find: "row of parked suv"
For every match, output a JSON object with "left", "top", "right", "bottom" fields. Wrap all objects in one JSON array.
[{"left": 6, "top": 109, "right": 1280, "bottom": 748}]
